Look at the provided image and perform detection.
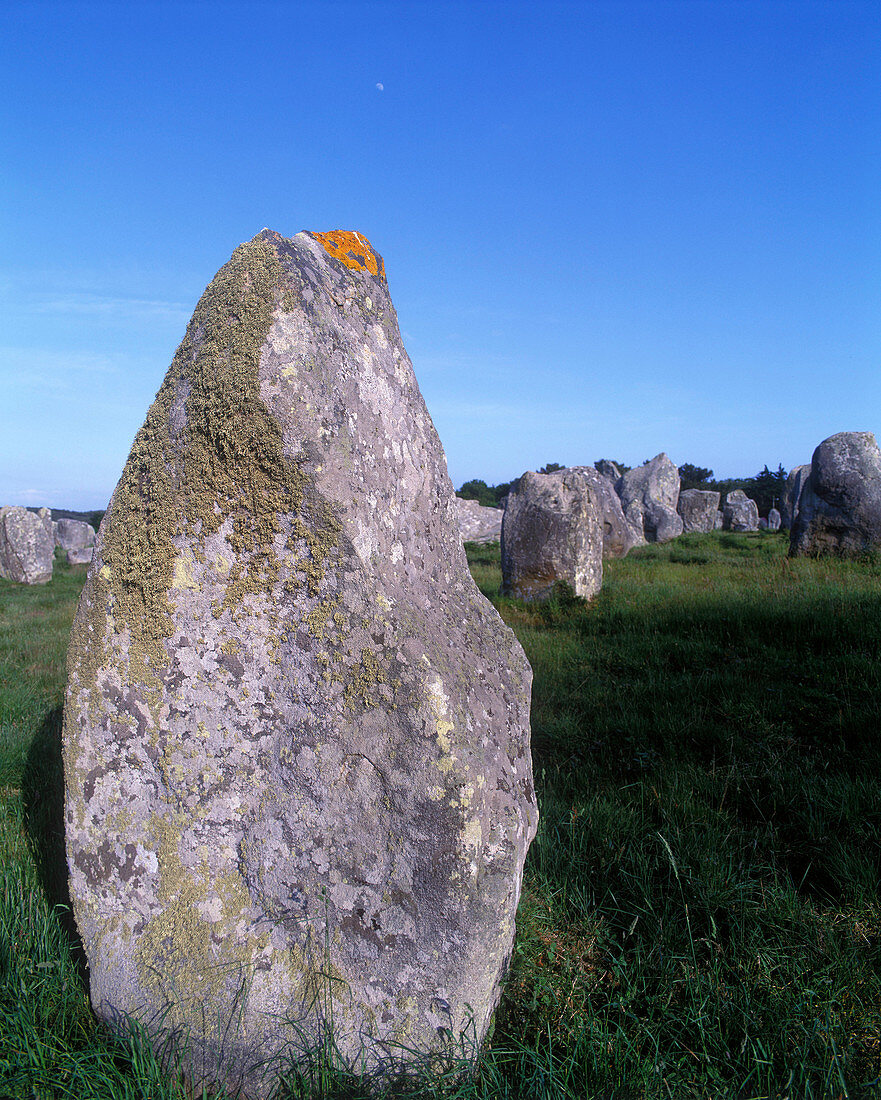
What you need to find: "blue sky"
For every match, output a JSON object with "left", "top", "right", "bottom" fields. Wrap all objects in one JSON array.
[{"left": 2, "top": 0, "right": 879, "bottom": 510}]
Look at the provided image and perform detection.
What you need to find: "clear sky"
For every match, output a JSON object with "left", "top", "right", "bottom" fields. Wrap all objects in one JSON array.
[{"left": 2, "top": 0, "right": 879, "bottom": 510}]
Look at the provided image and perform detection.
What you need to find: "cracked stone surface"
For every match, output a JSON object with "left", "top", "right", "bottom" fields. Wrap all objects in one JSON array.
[
  {"left": 63, "top": 229, "right": 537, "bottom": 1095},
  {"left": 677, "top": 489, "right": 721, "bottom": 534}
]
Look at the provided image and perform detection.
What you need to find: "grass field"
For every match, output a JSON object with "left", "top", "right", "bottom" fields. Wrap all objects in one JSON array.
[{"left": 1, "top": 533, "right": 879, "bottom": 1098}]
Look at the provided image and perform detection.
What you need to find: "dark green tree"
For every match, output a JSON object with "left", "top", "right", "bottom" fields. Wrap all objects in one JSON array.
[
  {"left": 540, "top": 462, "right": 564, "bottom": 474},
  {"left": 678, "top": 463, "right": 714, "bottom": 490},
  {"left": 457, "top": 479, "right": 512, "bottom": 508},
  {"left": 751, "top": 464, "right": 787, "bottom": 515}
]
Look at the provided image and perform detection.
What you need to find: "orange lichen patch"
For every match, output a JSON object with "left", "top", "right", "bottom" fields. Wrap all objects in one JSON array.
[{"left": 310, "top": 230, "right": 385, "bottom": 280}]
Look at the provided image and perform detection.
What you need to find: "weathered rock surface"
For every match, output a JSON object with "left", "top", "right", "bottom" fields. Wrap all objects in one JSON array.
[
  {"left": 453, "top": 497, "right": 503, "bottom": 543},
  {"left": 63, "top": 230, "right": 537, "bottom": 1093},
  {"left": 616, "top": 454, "right": 682, "bottom": 543},
  {"left": 501, "top": 469, "right": 602, "bottom": 600},
  {"left": 714, "top": 509, "right": 724, "bottom": 530},
  {"left": 55, "top": 518, "right": 96, "bottom": 552},
  {"left": 676, "top": 489, "right": 721, "bottom": 534},
  {"left": 767, "top": 508, "right": 782, "bottom": 531},
  {"left": 67, "top": 547, "right": 94, "bottom": 565},
  {"left": 722, "top": 490, "right": 759, "bottom": 532},
  {"left": 38, "top": 507, "right": 54, "bottom": 544},
  {"left": 594, "top": 459, "right": 621, "bottom": 481},
  {"left": 568, "top": 466, "right": 639, "bottom": 558},
  {"left": 0, "top": 506, "right": 54, "bottom": 584},
  {"left": 780, "top": 464, "right": 811, "bottom": 530},
  {"left": 790, "top": 431, "right": 881, "bottom": 556}
]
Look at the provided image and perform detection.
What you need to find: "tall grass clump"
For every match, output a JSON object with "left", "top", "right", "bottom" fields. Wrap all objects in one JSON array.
[{"left": 1, "top": 534, "right": 879, "bottom": 1097}]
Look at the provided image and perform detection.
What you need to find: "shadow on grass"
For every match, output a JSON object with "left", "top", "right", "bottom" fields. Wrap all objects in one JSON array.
[{"left": 21, "top": 704, "right": 88, "bottom": 984}]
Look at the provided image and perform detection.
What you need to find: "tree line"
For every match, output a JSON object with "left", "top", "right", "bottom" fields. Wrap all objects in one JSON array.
[{"left": 457, "top": 461, "right": 789, "bottom": 517}]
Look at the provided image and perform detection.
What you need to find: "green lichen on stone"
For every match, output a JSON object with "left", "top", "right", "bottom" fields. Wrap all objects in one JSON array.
[
  {"left": 137, "top": 813, "right": 261, "bottom": 1024},
  {"left": 75, "top": 234, "right": 314, "bottom": 704},
  {"left": 344, "top": 647, "right": 388, "bottom": 710}
]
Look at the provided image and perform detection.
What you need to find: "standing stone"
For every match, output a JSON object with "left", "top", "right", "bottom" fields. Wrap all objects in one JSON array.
[
  {"left": 676, "top": 489, "right": 721, "bottom": 534},
  {"left": 67, "top": 547, "right": 94, "bottom": 565},
  {"left": 0, "top": 506, "right": 54, "bottom": 584},
  {"left": 722, "top": 490, "right": 760, "bottom": 532},
  {"left": 780, "top": 463, "right": 811, "bottom": 530},
  {"left": 714, "top": 509, "right": 724, "bottom": 530},
  {"left": 616, "top": 454, "right": 683, "bottom": 543},
  {"left": 453, "top": 497, "right": 503, "bottom": 543},
  {"left": 790, "top": 431, "right": 881, "bottom": 556},
  {"left": 55, "top": 518, "right": 96, "bottom": 552},
  {"left": 594, "top": 459, "right": 621, "bottom": 481},
  {"left": 38, "top": 507, "right": 54, "bottom": 543},
  {"left": 63, "top": 230, "right": 537, "bottom": 1094},
  {"left": 569, "top": 466, "right": 639, "bottom": 558},
  {"left": 501, "top": 469, "right": 602, "bottom": 600},
  {"left": 767, "top": 508, "right": 782, "bottom": 531}
]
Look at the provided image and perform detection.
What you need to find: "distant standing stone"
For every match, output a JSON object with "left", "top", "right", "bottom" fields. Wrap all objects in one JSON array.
[
  {"left": 0, "top": 506, "right": 54, "bottom": 584},
  {"left": 568, "top": 466, "right": 640, "bottom": 558},
  {"left": 790, "top": 431, "right": 881, "bottom": 556},
  {"left": 616, "top": 454, "right": 683, "bottom": 543},
  {"left": 722, "top": 490, "right": 759, "bottom": 532},
  {"left": 66, "top": 547, "right": 94, "bottom": 565},
  {"left": 501, "top": 468, "right": 602, "bottom": 600},
  {"left": 55, "top": 518, "right": 96, "bottom": 552},
  {"left": 767, "top": 508, "right": 781, "bottom": 531},
  {"left": 676, "top": 489, "right": 721, "bottom": 534},
  {"left": 63, "top": 230, "right": 537, "bottom": 1094},
  {"left": 780, "top": 463, "right": 811, "bottom": 530},
  {"left": 453, "top": 497, "right": 503, "bottom": 543}
]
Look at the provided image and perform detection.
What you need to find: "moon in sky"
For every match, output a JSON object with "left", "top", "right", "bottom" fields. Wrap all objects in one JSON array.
[{"left": 376, "top": 82, "right": 384, "bottom": 91}]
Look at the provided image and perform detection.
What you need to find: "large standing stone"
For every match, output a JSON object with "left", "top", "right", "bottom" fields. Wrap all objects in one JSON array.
[
  {"left": 55, "top": 518, "right": 96, "bottom": 552},
  {"left": 767, "top": 508, "right": 782, "bottom": 531},
  {"left": 569, "top": 466, "right": 639, "bottom": 558},
  {"left": 616, "top": 454, "right": 683, "bottom": 543},
  {"left": 780, "top": 463, "right": 811, "bottom": 530},
  {"left": 0, "top": 506, "right": 54, "bottom": 584},
  {"left": 453, "top": 497, "right": 503, "bottom": 543},
  {"left": 676, "top": 489, "right": 721, "bottom": 534},
  {"left": 501, "top": 468, "right": 602, "bottom": 600},
  {"left": 722, "top": 490, "right": 759, "bottom": 532},
  {"left": 790, "top": 431, "right": 881, "bottom": 556},
  {"left": 63, "top": 230, "right": 537, "bottom": 1093}
]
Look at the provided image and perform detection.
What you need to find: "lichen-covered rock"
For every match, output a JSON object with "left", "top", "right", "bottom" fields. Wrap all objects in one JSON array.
[
  {"left": 37, "top": 507, "right": 54, "bottom": 544},
  {"left": 722, "top": 490, "right": 759, "bottom": 532},
  {"left": 569, "top": 466, "right": 639, "bottom": 558},
  {"left": 780, "top": 463, "right": 811, "bottom": 530},
  {"left": 63, "top": 230, "right": 537, "bottom": 1094},
  {"left": 767, "top": 508, "right": 782, "bottom": 531},
  {"left": 594, "top": 459, "right": 621, "bottom": 481},
  {"left": 55, "top": 518, "right": 96, "bottom": 552},
  {"left": 677, "top": 489, "right": 721, "bottom": 534},
  {"left": 0, "top": 506, "right": 54, "bottom": 584},
  {"left": 790, "top": 431, "right": 881, "bottom": 556},
  {"left": 616, "top": 454, "right": 682, "bottom": 543},
  {"left": 453, "top": 497, "right": 503, "bottom": 543},
  {"left": 67, "top": 546, "right": 94, "bottom": 565},
  {"left": 501, "top": 469, "right": 602, "bottom": 600}
]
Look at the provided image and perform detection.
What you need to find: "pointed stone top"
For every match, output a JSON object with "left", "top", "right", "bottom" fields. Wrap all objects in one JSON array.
[{"left": 307, "top": 229, "right": 386, "bottom": 280}]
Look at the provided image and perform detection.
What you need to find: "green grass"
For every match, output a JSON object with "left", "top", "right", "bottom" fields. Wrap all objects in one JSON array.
[{"left": 2, "top": 534, "right": 880, "bottom": 1097}]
